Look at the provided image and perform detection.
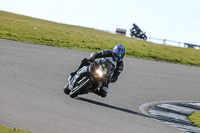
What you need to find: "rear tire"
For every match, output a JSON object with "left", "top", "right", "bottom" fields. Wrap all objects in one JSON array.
[
  {"left": 69, "top": 79, "right": 92, "bottom": 98},
  {"left": 63, "top": 83, "right": 70, "bottom": 95}
]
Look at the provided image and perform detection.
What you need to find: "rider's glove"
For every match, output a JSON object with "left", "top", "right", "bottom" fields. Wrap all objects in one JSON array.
[{"left": 88, "top": 57, "right": 95, "bottom": 63}]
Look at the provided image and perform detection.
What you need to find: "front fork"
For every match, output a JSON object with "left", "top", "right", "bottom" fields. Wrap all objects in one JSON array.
[{"left": 68, "top": 66, "right": 91, "bottom": 91}]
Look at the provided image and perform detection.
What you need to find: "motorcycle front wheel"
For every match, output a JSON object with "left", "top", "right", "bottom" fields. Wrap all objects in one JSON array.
[
  {"left": 69, "top": 78, "right": 92, "bottom": 98},
  {"left": 142, "top": 35, "right": 147, "bottom": 40},
  {"left": 63, "top": 83, "right": 70, "bottom": 95}
]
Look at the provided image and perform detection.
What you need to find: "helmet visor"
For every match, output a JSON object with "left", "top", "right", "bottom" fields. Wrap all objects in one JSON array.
[{"left": 113, "top": 49, "right": 124, "bottom": 61}]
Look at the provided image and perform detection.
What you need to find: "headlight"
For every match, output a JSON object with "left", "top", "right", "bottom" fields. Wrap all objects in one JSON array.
[{"left": 96, "top": 69, "right": 103, "bottom": 77}]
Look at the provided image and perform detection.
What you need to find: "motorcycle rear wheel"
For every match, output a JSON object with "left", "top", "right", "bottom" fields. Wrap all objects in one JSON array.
[{"left": 69, "top": 78, "right": 92, "bottom": 98}]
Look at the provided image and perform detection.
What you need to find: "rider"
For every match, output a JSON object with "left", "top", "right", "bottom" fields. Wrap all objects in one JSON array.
[
  {"left": 70, "top": 44, "right": 126, "bottom": 97},
  {"left": 132, "top": 23, "right": 141, "bottom": 34}
]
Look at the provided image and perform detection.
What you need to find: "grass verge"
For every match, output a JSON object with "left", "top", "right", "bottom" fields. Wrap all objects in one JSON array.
[
  {"left": 0, "top": 125, "right": 31, "bottom": 133},
  {"left": 0, "top": 10, "right": 200, "bottom": 66},
  {"left": 188, "top": 111, "right": 200, "bottom": 127}
]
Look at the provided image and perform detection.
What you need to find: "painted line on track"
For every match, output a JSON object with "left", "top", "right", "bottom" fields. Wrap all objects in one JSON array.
[{"left": 139, "top": 101, "right": 200, "bottom": 133}]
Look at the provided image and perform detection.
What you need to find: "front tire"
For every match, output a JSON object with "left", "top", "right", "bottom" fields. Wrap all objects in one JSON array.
[
  {"left": 69, "top": 79, "right": 92, "bottom": 98},
  {"left": 63, "top": 83, "right": 70, "bottom": 95},
  {"left": 143, "top": 35, "right": 147, "bottom": 40}
]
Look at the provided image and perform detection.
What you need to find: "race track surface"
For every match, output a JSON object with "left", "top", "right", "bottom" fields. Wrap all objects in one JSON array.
[{"left": 0, "top": 39, "right": 200, "bottom": 133}]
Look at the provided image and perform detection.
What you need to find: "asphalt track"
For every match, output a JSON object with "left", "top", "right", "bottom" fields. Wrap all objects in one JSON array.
[{"left": 0, "top": 39, "right": 200, "bottom": 133}]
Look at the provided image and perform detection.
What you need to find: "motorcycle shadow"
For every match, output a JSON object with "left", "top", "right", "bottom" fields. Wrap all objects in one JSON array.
[
  {"left": 76, "top": 97, "right": 152, "bottom": 119},
  {"left": 76, "top": 97, "right": 196, "bottom": 127}
]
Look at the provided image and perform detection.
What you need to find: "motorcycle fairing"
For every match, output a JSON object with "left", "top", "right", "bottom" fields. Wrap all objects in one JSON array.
[{"left": 69, "top": 66, "right": 90, "bottom": 90}]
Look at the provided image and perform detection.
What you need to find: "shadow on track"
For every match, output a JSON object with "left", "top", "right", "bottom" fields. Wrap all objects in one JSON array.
[
  {"left": 76, "top": 97, "right": 152, "bottom": 119},
  {"left": 76, "top": 97, "right": 196, "bottom": 127}
]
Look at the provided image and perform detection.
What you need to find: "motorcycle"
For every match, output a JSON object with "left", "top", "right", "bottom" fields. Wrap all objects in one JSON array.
[
  {"left": 130, "top": 28, "right": 147, "bottom": 40},
  {"left": 63, "top": 58, "right": 115, "bottom": 98}
]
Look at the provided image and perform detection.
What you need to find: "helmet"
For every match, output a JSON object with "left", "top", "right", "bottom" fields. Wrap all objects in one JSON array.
[{"left": 113, "top": 44, "right": 126, "bottom": 61}]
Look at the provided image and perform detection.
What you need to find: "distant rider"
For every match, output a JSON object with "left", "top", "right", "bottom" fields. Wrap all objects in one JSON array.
[
  {"left": 70, "top": 44, "right": 126, "bottom": 97},
  {"left": 132, "top": 23, "right": 141, "bottom": 34}
]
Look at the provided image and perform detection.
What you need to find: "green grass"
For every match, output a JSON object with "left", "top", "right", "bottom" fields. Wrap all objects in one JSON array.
[
  {"left": 188, "top": 111, "right": 200, "bottom": 127},
  {"left": 0, "top": 10, "right": 200, "bottom": 66},
  {"left": 0, "top": 125, "right": 31, "bottom": 133}
]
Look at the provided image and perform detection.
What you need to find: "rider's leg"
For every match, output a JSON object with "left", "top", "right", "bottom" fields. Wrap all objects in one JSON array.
[{"left": 93, "top": 82, "right": 109, "bottom": 97}]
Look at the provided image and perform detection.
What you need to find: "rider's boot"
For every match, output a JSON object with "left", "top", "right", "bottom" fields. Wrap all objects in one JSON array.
[
  {"left": 69, "top": 71, "right": 77, "bottom": 77},
  {"left": 93, "top": 85, "right": 108, "bottom": 97}
]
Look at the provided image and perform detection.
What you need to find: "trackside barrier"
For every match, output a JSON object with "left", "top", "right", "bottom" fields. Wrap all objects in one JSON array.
[
  {"left": 94, "top": 28, "right": 200, "bottom": 50},
  {"left": 184, "top": 43, "right": 200, "bottom": 49},
  {"left": 147, "top": 37, "right": 200, "bottom": 50}
]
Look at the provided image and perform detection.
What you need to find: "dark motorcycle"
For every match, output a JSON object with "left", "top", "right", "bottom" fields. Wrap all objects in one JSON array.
[
  {"left": 130, "top": 28, "right": 147, "bottom": 40},
  {"left": 63, "top": 58, "right": 115, "bottom": 98}
]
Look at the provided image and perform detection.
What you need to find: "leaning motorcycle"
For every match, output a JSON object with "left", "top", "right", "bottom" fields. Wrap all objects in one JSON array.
[
  {"left": 130, "top": 28, "right": 147, "bottom": 40},
  {"left": 63, "top": 58, "right": 115, "bottom": 98}
]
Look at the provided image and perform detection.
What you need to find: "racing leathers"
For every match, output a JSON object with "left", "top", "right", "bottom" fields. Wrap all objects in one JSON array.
[{"left": 74, "top": 49, "right": 124, "bottom": 97}]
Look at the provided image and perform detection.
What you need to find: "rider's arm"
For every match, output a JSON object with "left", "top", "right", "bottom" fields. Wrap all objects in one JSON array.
[{"left": 89, "top": 50, "right": 112, "bottom": 61}]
